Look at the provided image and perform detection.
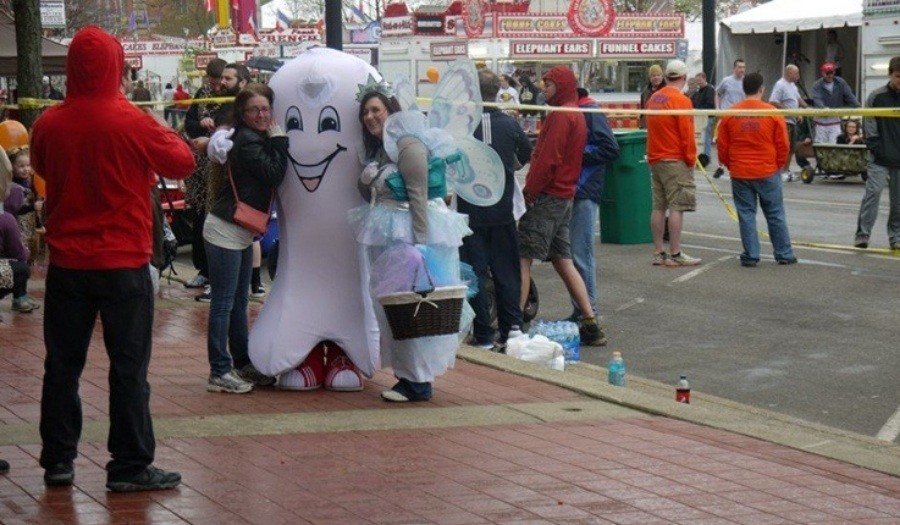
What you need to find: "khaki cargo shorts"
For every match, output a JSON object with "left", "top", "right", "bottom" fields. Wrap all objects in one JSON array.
[
  {"left": 651, "top": 160, "right": 696, "bottom": 212},
  {"left": 518, "top": 194, "right": 573, "bottom": 261}
]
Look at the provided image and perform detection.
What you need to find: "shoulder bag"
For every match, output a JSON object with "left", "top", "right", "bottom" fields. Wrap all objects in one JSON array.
[{"left": 228, "top": 163, "right": 272, "bottom": 235}]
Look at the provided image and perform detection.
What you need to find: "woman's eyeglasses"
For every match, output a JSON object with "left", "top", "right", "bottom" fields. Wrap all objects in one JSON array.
[{"left": 244, "top": 107, "right": 271, "bottom": 116}]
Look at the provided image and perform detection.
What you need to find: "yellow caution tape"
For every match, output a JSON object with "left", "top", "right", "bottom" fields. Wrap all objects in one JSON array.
[
  {"left": 7, "top": 96, "right": 899, "bottom": 118},
  {"left": 8, "top": 95, "right": 236, "bottom": 111},
  {"left": 695, "top": 160, "right": 899, "bottom": 257},
  {"left": 418, "top": 98, "right": 900, "bottom": 119}
]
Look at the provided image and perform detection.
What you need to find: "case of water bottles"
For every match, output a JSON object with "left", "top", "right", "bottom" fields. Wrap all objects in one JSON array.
[{"left": 528, "top": 320, "right": 580, "bottom": 363}]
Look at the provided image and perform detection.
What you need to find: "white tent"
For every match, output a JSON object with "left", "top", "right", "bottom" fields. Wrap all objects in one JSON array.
[
  {"left": 722, "top": 0, "right": 862, "bottom": 34},
  {"left": 717, "top": 0, "right": 863, "bottom": 98}
]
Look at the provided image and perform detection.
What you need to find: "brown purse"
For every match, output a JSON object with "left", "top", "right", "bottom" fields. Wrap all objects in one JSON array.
[{"left": 228, "top": 163, "right": 272, "bottom": 235}]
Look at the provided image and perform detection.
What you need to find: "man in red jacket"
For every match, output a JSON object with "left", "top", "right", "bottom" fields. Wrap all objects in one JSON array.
[
  {"left": 30, "top": 26, "right": 195, "bottom": 492},
  {"left": 519, "top": 66, "right": 606, "bottom": 345}
]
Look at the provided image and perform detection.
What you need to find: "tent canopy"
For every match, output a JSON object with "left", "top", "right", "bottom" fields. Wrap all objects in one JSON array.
[
  {"left": 0, "top": 13, "right": 68, "bottom": 77},
  {"left": 722, "top": 0, "right": 862, "bottom": 34}
]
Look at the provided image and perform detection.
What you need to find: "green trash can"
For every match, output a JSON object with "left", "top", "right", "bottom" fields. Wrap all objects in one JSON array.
[{"left": 600, "top": 130, "right": 652, "bottom": 244}]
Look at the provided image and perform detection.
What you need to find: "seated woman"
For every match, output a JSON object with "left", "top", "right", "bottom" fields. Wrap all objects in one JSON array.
[
  {"left": 837, "top": 120, "right": 864, "bottom": 145},
  {"left": 6, "top": 147, "right": 43, "bottom": 263},
  {"left": 1, "top": 147, "right": 39, "bottom": 313}
]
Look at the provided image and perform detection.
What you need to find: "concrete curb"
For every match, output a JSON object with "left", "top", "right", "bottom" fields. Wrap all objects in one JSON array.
[
  {"left": 457, "top": 345, "right": 900, "bottom": 477},
  {"left": 165, "top": 258, "right": 899, "bottom": 476}
]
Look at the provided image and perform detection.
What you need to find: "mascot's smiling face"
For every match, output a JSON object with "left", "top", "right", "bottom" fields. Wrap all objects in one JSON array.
[{"left": 269, "top": 48, "right": 375, "bottom": 193}]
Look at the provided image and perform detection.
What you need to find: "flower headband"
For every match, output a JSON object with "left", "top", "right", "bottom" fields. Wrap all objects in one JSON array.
[{"left": 355, "top": 75, "right": 394, "bottom": 104}]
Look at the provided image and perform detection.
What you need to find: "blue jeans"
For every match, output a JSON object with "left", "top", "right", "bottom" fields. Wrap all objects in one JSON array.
[
  {"left": 731, "top": 174, "right": 796, "bottom": 263},
  {"left": 205, "top": 241, "right": 253, "bottom": 377},
  {"left": 702, "top": 116, "right": 716, "bottom": 158},
  {"left": 569, "top": 198, "right": 599, "bottom": 318}
]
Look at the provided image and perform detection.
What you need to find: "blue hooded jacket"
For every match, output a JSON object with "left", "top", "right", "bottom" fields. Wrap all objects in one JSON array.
[{"left": 575, "top": 94, "right": 620, "bottom": 203}]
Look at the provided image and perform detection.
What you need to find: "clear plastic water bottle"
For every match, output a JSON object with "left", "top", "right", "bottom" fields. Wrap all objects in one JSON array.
[
  {"left": 608, "top": 351, "right": 626, "bottom": 386},
  {"left": 676, "top": 375, "right": 691, "bottom": 404},
  {"left": 564, "top": 321, "right": 580, "bottom": 363}
]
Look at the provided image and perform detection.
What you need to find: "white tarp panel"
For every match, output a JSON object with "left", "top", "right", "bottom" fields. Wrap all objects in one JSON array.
[{"left": 723, "top": 0, "right": 862, "bottom": 34}]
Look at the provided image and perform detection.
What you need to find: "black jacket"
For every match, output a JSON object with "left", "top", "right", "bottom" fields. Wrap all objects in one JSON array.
[
  {"left": 864, "top": 82, "right": 900, "bottom": 168},
  {"left": 211, "top": 126, "right": 288, "bottom": 221},
  {"left": 518, "top": 78, "right": 543, "bottom": 116},
  {"left": 183, "top": 85, "right": 223, "bottom": 139},
  {"left": 460, "top": 109, "right": 533, "bottom": 227},
  {"left": 692, "top": 84, "right": 715, "bottom": 110}
]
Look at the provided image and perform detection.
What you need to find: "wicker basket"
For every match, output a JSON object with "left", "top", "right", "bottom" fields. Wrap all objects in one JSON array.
[{"left": 378, "top": 285, "right": 467, "bottom": 340}]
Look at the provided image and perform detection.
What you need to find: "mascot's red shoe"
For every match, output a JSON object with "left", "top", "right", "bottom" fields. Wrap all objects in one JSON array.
[
  {"left": 324, "top": 343, "right": 364, "bottom": 392},
  {"left": 276, "top": 342, "right": 325, "bottom": 390}
]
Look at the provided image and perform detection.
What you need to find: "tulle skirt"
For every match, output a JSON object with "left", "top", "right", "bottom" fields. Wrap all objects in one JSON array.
[
  {"left": 348, "top": 198, "right": 471, "bottom": 248},
  {"left": 350, "top": 198, "right": 473, "bottom": 383}
]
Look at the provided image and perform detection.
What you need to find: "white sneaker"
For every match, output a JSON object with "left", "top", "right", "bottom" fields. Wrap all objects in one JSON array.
[
  {"left": 184, "top": 273, "right": 208, "bottom": 289},
  {"left": 207, "top": 371, "right": 253, "bottom": 394},
  {"left": 782, "top": 171, "right": 795, "bottom": 182},
  {"left": 665, "top": 252, "right": 702, "bottom": 267}
]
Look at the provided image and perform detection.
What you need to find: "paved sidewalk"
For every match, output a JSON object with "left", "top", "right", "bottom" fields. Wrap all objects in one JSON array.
[{"left": 1, "top": 264, "right": 898, "bottom": 524}]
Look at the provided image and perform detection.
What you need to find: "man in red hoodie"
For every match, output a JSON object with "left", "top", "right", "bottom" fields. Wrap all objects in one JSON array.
[
  {"left": 519, "top": 66, "right": 606, "bottom": 345},
  {"left": 31, "top": 26, "right": 195, "bottom": 492}
]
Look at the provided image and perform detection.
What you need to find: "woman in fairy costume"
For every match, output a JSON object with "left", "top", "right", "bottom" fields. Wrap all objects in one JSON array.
[{"left": 351, "top": 62, "right": 505, "bottom": 402}]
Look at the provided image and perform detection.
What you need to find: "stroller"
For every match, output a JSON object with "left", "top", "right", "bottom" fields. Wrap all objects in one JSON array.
[{"left": 795, "top": 119, "right": 868, "bottom": 184}]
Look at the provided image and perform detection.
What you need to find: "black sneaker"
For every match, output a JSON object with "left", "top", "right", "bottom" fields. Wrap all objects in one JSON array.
[
  {"left": 854, "top": 236, "right": 869, "bottom": 249},
  {"left": 713, "top": 167, "right": 724, "bottom": 179},
  {"left": 44, "top": 462, "right": 74, "bottom": 486},
  {"left": 106, "top": 466, "right": 181, "bottom": 492},
  {"left": 0, "top": 459, "right": 9, "bottom": 475},
  {"left": 777, "top": 257, "right": 798, "bottom": 265},
  {"left": 579, "top": 322, "right": 608, "bottom": 346}
]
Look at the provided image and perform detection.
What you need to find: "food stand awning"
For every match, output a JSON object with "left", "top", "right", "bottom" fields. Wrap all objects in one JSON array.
[{"left": 0, "top": 13, "right": 69, "bottom": 76}]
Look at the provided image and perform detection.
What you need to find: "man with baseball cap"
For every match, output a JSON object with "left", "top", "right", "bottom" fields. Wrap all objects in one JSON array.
[
  {"left": 645, "top": 59, "right": 701, "bottom": 267},
  {"left": 811, "top": 61, "right": 859, "bottom": 144}
]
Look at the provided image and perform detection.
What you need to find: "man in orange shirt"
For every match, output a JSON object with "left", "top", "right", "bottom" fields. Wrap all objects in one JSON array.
[
  {"left": 645, "top": 60, "right": 701, "bottom": 267},
  {"left": 717, "top": 72, "right": 797, "bottom": 267}
]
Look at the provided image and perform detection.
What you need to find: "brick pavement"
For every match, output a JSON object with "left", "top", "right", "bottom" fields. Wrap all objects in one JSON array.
[{"left": 1, "top": 268, "right": 899, "bottom": 524}]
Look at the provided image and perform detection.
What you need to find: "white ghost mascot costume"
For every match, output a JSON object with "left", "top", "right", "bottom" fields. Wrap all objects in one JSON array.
[{"left": 249, "top": 48, "right": 380, "bottom": 385}]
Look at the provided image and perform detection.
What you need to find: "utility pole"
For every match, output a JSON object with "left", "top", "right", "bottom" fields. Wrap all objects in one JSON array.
[
  {"left": 702, "top": 0, "right": 716, "bottom": 84},
  {"left": 325, "top": 0, "right": 342, "bottom": 50}
]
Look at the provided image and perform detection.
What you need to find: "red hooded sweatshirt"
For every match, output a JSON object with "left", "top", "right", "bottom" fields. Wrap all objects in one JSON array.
[
  {"left": 524, "top": 66, "right": 587, "bottom": 200},
  {"left": 31, "top": 26, "right": 195, "bottom": 270}
]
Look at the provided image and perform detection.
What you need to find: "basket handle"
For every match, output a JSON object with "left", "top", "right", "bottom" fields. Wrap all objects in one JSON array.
[{"left": 410, "top": 252, "right": 436, "bottom": 297}]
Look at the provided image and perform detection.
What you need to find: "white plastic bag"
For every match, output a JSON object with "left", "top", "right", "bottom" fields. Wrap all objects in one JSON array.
[
  {"left": 512, "top": 177, "right": 527, "bottom": 221},
  {"left": 505, "top": 334, "right": 565, "bottom": 371}
]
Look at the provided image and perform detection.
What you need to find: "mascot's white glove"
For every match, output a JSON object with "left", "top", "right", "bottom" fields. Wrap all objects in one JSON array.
[{"left": 207, "top": 128, "right": 235, "bottom": 164}]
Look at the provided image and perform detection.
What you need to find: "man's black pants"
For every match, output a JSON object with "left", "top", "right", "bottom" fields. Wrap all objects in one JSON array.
[
  {"left": 459, "top": 222, "right": 522, "bottom": 344},
  {"left": 39, "top": 265, "right": 156, "bottom": 480}
]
